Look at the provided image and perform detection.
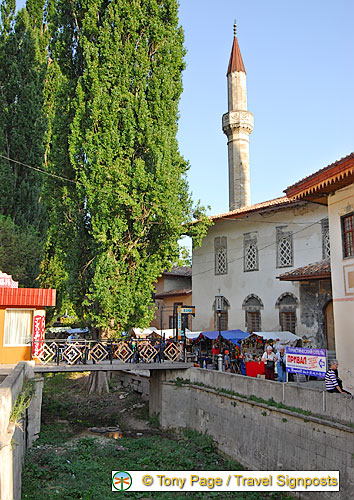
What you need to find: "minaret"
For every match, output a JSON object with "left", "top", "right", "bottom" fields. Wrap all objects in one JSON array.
[{"left": 222, "top": 21, "right": 254, "bottom": 211}]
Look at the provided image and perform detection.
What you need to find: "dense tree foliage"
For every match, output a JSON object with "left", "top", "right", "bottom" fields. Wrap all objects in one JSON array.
[
  {"left": 0, "top": 215, "right": 43, "bottom": 286},
  {"left": 0, "top": 0, "right": 49, "bottom": 285},
  {"left": 40, "top": 0, "right": 210, "bottom": 334},
  {"left": 0, "top": 0, "right": 210, "bottom": 330}
]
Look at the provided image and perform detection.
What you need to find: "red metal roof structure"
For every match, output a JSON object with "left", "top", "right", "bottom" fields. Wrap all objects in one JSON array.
[
  {"left": 0, "top": 288, "right": 56, "bottom": 307},
  {"left": 209, "top": 196, "right": 302, "bottom": 222},
  {"left": 277, "top": 259, "right": 331, "bottom": 281},
  {"left": 285, "top": 152, "right": 354, "bottom": 203},
  {"left": 227, "top": 24, "right": 246, "bottom": 75}
]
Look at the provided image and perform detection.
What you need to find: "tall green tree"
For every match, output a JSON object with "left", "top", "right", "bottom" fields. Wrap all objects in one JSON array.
[
  {"left": 43, "top": 0, "right": 209, "bottom": 333},
  {"left": 0, "top": 0, "right": 49, "bottom": 285}
]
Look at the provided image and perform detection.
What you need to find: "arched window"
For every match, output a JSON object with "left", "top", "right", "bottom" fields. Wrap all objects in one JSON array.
[
  {"left": 275, "top": 293, "right": 298, "bottom": 333},
  {"left": 242, "top": 294, "right": 263, "bottom": 332},
  {"left": 213, "top": 296, "right": 230, "bottom": 331}
]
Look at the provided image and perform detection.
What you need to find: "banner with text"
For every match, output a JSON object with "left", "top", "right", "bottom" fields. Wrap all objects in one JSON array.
[{"left": 286, "top": 347, "right": 327, "bottom": 377}]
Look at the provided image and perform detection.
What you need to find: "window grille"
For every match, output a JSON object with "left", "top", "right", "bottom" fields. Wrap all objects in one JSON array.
[
  {"left": 216, "top": 247, "right": 227, "bottom": 274},
  {"left": 323, "top": 231, "right": 331, "bottom": 259},
  {"left": 321, "top": 218, "right": 331, "bottom": 259},
  {"left": 276, "top": 227, "right": 293, "bottom": 268},
  {"left": 245, "top": 244, "right": 258, "bottom": 271},
  {"left": 342, "top": 213, "right": 354, "bottom": 258}
]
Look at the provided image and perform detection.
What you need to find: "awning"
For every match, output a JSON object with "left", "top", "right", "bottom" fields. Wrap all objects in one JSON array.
[
  {"left": 245, "top": 331, "right": 301, "bottom": 343},
  {"left": 199, "top": 329, "right": 248, "bottom": 342}
]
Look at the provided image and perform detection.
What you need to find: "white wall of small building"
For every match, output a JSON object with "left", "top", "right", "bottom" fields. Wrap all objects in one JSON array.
[
  {"left": 192, "top": 202, "right": 328, "bottom": 342},
  {"left": 327, "top": 183, "right": 354, "bottom": 392}
]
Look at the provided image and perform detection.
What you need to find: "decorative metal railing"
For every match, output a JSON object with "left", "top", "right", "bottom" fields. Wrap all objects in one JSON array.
[{"left": 30, "top": 339, "right": 184, "bottom": 366}]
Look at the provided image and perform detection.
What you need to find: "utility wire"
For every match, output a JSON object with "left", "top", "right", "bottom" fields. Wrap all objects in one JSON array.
[
  {"left": 192, "top": 219, "right": 322, "bottom": 279},
  {"left": 0, "top": 153, "right": 82, "bottom": 186}
]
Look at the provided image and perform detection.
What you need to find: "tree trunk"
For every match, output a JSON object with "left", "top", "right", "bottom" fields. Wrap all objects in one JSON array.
[{"left": 84, "top": 371, "right": 110, "bottom": 394}]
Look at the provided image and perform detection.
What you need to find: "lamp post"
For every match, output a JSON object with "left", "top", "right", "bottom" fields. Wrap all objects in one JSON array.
[{"left": 215, "top": 289, "right": 225, "bottom": 371}]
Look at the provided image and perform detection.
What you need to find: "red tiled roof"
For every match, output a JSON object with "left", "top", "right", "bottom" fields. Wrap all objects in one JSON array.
[
  {"left": 285, "top": 152, "right": 354, "bottom": 200},
  {"left": 154, "top": 288, "right": 192, "bottom": 299},
  {"left": 163, "top": 266, "right": 192, "bottom": 277},
  {"left": 278, "top": 260, "right": 331, "bottom": 281},
  {"left": 0, "top": 288, "right": 56, "bottom": 307},
  {"left": 210, "top": 196, "right": 301, "bottom": 222},
  {"left": 227, "top": 34, "right": 246, "bottom": 75}
]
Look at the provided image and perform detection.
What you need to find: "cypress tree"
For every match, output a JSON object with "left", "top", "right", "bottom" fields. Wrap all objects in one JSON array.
[{"left": 44, "top": 0, "right": 209, "bottom": 333}]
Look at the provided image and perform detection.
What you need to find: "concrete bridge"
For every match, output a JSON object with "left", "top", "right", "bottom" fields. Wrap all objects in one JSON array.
[{"left": 0, "top": 361, "right": 192, "bottom": 378}]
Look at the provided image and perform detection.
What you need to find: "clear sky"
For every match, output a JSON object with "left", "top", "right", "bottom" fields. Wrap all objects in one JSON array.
[
  {"left": 16, "top": 0, "right": 354, "bottom": 218},
  {"left": 178, "top": 0, "right": 354, "bottom": 216}
]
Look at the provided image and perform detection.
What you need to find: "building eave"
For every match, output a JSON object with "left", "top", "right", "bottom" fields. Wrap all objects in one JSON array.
[{"left": 285, "top": 152, "right": 354, "bottom": 201}]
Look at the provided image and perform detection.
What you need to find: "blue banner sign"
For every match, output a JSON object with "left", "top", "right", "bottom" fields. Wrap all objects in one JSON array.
[{"left": 286, "top": 347, "right": 327, "bottom": 378}]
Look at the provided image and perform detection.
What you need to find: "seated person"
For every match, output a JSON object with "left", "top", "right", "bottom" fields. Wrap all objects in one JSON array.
[{"left": 325, "top": 360, "right": 351, "bottom": 395}]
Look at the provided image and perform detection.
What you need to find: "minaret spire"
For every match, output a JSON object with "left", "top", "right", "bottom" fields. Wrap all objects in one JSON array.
[{"left": 222, "top": 22, "right": 253, "bottom": 210}]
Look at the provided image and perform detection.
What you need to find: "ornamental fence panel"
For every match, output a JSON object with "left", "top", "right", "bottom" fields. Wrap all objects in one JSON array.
[{"left": 30, "top": 339, "right": 184, "bottom": 366}]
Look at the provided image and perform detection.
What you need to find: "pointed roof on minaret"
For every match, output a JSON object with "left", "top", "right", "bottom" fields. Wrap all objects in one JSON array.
[{"left": 227, "top": 21, "right": 246, "bottom": 75}]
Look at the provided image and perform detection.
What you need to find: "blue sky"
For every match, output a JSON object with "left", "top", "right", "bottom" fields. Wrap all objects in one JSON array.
[
  {"left": 16, "top": 0, "right": 354, "bottom": 217},
  {"left": 178, "top": 0, "right": 354, "bottom": 215}
]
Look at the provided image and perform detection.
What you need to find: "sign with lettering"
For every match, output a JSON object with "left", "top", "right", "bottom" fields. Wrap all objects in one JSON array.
[
  {"left": 32, "top": 310, "right": 46, "bottom": 358},
  {"left": 0, "top": 271, "right": 18, "bottom": 288},
  {"left": 286, "top": 347, "right": 327, "bottom": 378}
]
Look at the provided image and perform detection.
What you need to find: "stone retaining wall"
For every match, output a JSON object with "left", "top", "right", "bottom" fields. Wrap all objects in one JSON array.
[
  {"left": 113, "top": 370, "right": 149, "bottom": 400},
  {"left": 150, "top": 368, "right": 354, "bottom": 500},
  {"left": 0, "top": 362, "right": 43, "bottom": 500}
]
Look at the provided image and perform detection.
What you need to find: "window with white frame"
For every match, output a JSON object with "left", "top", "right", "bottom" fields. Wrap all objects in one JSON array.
[
  {"left": 342, "top": 212, "right": 354, "bottom": 258},
  {"left": 276, "top": 227, "right": 293, "bottom": 268},
  {"left": 244, "top": 232, "right": 258, "bottom": 272},
  {"left": 214, "top": 236, "right": 228, "bottom": 275},
  {"left": 4, "top": 309, "right": 33, "bottom": 346}
]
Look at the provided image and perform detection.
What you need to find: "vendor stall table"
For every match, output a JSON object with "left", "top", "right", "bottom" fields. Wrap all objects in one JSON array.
[{"left": 246, "top": 361, "right": 264, "bottom": 378}]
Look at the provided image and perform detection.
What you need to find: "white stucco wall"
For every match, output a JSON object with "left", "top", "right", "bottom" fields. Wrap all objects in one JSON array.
[
  {"left": 327, "top": 183, "right": 354, "bottom": 392},
  {"left": 192, "top": 202, "right": 328, "bottom": 341}
]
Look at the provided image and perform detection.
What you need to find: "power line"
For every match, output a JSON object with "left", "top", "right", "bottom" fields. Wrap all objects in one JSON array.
[
  {"left": 0, "top": 153, "right": 82, "bottom": 186},
  {"left": 192, "top": 219, "right": 322, "bottom": 278}
]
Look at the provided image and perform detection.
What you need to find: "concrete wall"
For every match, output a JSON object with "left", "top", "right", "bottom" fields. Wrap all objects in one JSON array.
[
  {"left": 327, "top": 183, "right": 354, "bottom": 393},
  {"left": 0, "top": 362, "right": 43, "bottom": 500},
  {"left": 192, "top": 202, "right": 329, "bottom": 346},
  {"left": 150, "top": 368, "right": 354, "bottom": 500}
]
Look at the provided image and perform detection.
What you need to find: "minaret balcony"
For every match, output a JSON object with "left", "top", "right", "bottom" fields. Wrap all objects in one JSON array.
[{"left": 222, "top": 110, "right": 254, "bottom": 135}]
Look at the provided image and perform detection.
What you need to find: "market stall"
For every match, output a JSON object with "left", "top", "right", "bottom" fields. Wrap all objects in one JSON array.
[
  {"left": 189, "top": 329, "right": 248, "bottom": 369},
  {"left": 241, "top": 331, "right": 302, "bottom": 377}
]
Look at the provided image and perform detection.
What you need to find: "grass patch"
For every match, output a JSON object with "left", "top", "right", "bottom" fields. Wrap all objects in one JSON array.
[
  {"left": 22, "top": 372, "right": 292, "bottom": 500},
  {"left": 11, "top": 379, "right": 36, "bottom": 429}
]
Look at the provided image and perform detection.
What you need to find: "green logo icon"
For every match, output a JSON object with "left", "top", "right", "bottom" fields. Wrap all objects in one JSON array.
[{"left": 112, "top": 471, "right": 132, "bottom": 491}]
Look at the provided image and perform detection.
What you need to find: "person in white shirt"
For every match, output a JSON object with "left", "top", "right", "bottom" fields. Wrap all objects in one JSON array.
[{"left": 262, "top": 345, "right": 278, "bottom": 380}]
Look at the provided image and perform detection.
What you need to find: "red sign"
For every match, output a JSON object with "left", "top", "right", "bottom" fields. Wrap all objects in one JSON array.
[
  {"left": 0, "top": 271, "right": 18, "bottom": 288},
  {"left": 32, "top": 310, "right": 46, "bottom": 357}
]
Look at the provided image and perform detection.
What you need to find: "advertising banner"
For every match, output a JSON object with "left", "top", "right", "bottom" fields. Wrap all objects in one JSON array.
[
  {"left": 32, "top": 310, "right": 46, "bottom": 358},
  {"left": 286, "top": 347, "right": 327, "bottom": 378}
]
